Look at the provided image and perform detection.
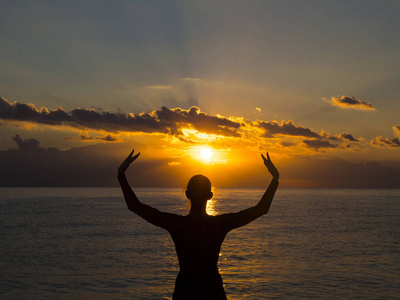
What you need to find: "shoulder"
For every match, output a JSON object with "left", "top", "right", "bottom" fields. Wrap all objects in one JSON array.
[
  {"left": 212, "top": 213, "right": 236, "bottom": 227},
  {"left": 213, "top": 212, "right": 249, "bottom": 232},
  {"left": 163, "top": 213, "right": 185, "bottom": 229},
  {"left": 163, "top": 212, "right": 185, "bottom": 222},
  {"left": 215, "top": 212, "right": 239, "bottom": 220}
]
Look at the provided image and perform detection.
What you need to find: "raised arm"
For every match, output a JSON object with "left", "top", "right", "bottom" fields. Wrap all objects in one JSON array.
[
  {"left": 220, "top": 152, "right": 279, "bottom": 231},
  {"left": 118, "top": 149, "right": 178, "bottom": 230}
]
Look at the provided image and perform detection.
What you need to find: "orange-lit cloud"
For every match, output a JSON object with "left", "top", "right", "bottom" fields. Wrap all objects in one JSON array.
[
  {"left": 0, "top": 97, "right": 242, "bottom": 138},
  {"left": 2, "top": 135, "right": 399, "bottom": 188},
  {"left": 321, "top": 131, "right": 362, "bottom": 142},
  {"left": 371, "top": 136, "right": 400, "bottom": 148},
  {"left": 256, "top": 120, "right": 320, "bottom": 138},
  {"left": 302, "top": 139, "right": 337, "bottom": 150},
  {"left": 72, "top": 132, "right": 120, "bottom": 142},
  {"left": 371, "top": 125, "right": 400, "bottom": 148},
  {"left": 324, "top": 95, "right": 375, "bottom": 110},
  {"left": 393, "top": 125, "right": 400, "bottom": 138},
  {"left": 335, "top": 132, "right": 361, "bottom": 142},
  {"left": 145, "top": 85, "right": 173, "bottom": 90},
  {"left": 0, "top": 97, "right": 371, "bottom": 155}
]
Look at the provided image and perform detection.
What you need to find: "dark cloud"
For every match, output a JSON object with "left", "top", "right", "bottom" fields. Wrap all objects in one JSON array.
[
  {"left": 157, "top": 106, "right": 242, "bottom": 137},
  {"left": 0, "top": 97, "right": 369, "bottom": 152},
  {"left": 326, "top": 95, "right": 375, "bottom": 110},
  {"left": 0, "top": 97, "right": 242, "bottom": 138},
  {"left": 1, "top": 136, "right": 399, "bottom": 188},
  {"left": 320, "top": 131, "right": 340, "bottom": 141},
  {"left": 101, "top": 135, "right": 118, "bottom": 142},
  {"left": 12, "top": 134, "right": 42, "bottom": 152},
  {"left": 257, "top": 120, "right": 320, "bottom": 138},
  {"left": 393, "top": 125, "right": 400, "bottom": 138},
  {"left": 279, "top": 141, "right": 296, "bottom": 147},
  {"left": 336, "top": 132, "right": 360, "bottom": 142},
  {"left": 371, "top": 136, "right": 400, "bottom": 148},
  {"left": 75, "top": 132, "right": 119, "bottom": 142},
  {"left": 371, "top": 125, "right": 400, "bottom": 148},
  {"left": 280, "top": 157, "right": 400, "bottom": 188},
  {"left": 11, "top": 134, "right": 59, "bottom": 153},
  {"left": 77, "top": 132, "right": 92, "bottom": 141},
  {"left": 322, "top": 131, "right": 361, "bottom": 143},
  {"left": 0, "top": 137, "right": 188, "bottom": 187},
  {"left": 302, "top": 139, "right": 337, "bottom": 150},
  {"left": 0, "top": 98, "right": 70, "bottom": 124}
]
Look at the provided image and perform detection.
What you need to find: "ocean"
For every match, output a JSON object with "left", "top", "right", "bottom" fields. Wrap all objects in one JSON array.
[{"left": 1, "top": 187, "right": 399, "bottom": 299}]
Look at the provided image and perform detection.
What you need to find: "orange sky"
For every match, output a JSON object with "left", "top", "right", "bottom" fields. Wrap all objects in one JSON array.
[
  {"left": 1, "top": 100, "right": 399, "bottom": 188},
  {"left": 1, "top": 2, "right": 400, "bottom": 187}
]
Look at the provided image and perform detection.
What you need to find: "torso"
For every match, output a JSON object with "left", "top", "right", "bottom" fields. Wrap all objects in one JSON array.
[{"left": 169, "top": 214, "right": 228, "bottom": 275}]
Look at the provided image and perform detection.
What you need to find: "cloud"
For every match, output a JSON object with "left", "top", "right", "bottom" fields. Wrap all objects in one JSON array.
[
  {"left": 0, "top": 136, "right": 191, "bottom": 187},
  {"left": 11, "top": 134, "right": 59, "bottom": 153},
  {"left": 393, "top": 125, "right": 400, "bottom": 138},
  {"left": 0, "top": 97, "right": 242, "bottom": 138},
  {"left": 280, "top": 157, "right": 400, "bottom": 188},
  {"left": 2, "top": 136, "right": 399, "bottom": 188},
  {"left": 74, "top": 132, "right": 120, "bottom": 142},
  {"left": 12, "top": 134, "right": 42, "bottom": 152},
  {"left": 0, "top": 97, "right": 367, "bottom": 153},
  {"left": 336, "top": 132, "right": 360, "bottom": 142},
  {"left": 181, "top": 77, "right": 202, "bottom": 82},
  {"left": 302, "top": 139, "right": 337, "bottom": 150},
  {"left": 145, "top": 85, "right": 173, "bottom": 90},
  {"left": 371, "top": 125, "right": 400, "bottom": 148},
  {"left": 157, "top": 106, "right": 242, "bottom": 137},
  {"left": 279, "top": 141, "right": 296, "bottom": 147},
  {"left": 256, "top": 120, "right": 320, "bottom": 138},
  {"left": 321, "top": 131, "right": 363, "bottom": 146},
  {"left": 0, "top": 97, "right": 70, "bottom": 124},
  {"left": 371, "top": 136, "right": 400, "bottom": 148},
  {"left": 100, "top": 134, "right": 119, "bottom": 142},
  {"left": 325, "top": 95, "right": 375, "bottom": 110}
]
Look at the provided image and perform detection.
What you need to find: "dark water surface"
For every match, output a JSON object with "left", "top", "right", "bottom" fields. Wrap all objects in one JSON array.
[{"left": 1, "top": 188, "right": 399, "bottom": 299}]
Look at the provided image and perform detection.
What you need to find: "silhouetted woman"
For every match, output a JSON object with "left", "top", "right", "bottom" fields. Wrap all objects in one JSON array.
[{"left": 118, "top": 150, "right": 279, "bottom": 299}]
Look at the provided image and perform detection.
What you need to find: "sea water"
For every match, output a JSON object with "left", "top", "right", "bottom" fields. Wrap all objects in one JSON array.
[{"left": 1, "top": 188, "right": 399, "bottom": 299}]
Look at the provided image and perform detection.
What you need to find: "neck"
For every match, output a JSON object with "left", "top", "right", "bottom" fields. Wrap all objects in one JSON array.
[{"left": 189, "top": 200, "right": 208, "bottom": 216}]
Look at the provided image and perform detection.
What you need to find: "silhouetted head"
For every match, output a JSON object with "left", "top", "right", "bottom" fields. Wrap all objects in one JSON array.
[{"left": 185, "top": 174, "right": 213, "bottom": 202}]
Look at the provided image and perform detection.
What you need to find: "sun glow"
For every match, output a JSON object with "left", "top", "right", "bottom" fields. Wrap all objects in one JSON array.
[{"left": 200, "top": 148, "right": 213, "bottom": 161}]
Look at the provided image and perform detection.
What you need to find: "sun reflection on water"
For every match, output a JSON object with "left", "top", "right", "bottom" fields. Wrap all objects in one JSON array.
[{"left": 206, "top": 199, "right": 218, "bottom": 216}]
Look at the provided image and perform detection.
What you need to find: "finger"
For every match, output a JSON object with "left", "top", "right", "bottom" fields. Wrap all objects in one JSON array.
[
  {"left": 132, "top": 152, "right": 140, "bottom": 161},
  {"left": 261, "top": 154, "right": 267, "bottom": 162},
  {"left": 267, "top": 152, "right": 270, "bottom": 160},
  {"left": 128, "top": 149, "right": 135, "bottom": 158}
]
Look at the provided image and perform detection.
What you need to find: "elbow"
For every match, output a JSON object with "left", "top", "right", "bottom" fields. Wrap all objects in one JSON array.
[
  {"left": 257, "top": 204, "right": 271, "bottom": 216},
  {"left": 126, "top": 202, "right": 142, "bottom": 213},
  {"left": 126, "top": 203, "right": 136, "bottom": 212}
]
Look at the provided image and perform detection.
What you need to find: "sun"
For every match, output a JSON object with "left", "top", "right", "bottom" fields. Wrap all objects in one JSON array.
[{"left": 200, "top": 148, "right": 213, "bottom": 161}]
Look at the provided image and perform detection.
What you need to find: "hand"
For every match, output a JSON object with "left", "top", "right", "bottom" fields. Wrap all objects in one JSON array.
[
  {"left": 261, "top": 152, "right": 279, "bottom": 180},
  {"left": 118, "top": 149, "right": 140, "bottom": 176}
]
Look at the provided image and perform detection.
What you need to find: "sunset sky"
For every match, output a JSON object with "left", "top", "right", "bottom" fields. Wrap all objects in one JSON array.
[{"left": 1, "top": 1, "right": 400, "bottom": 188}]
